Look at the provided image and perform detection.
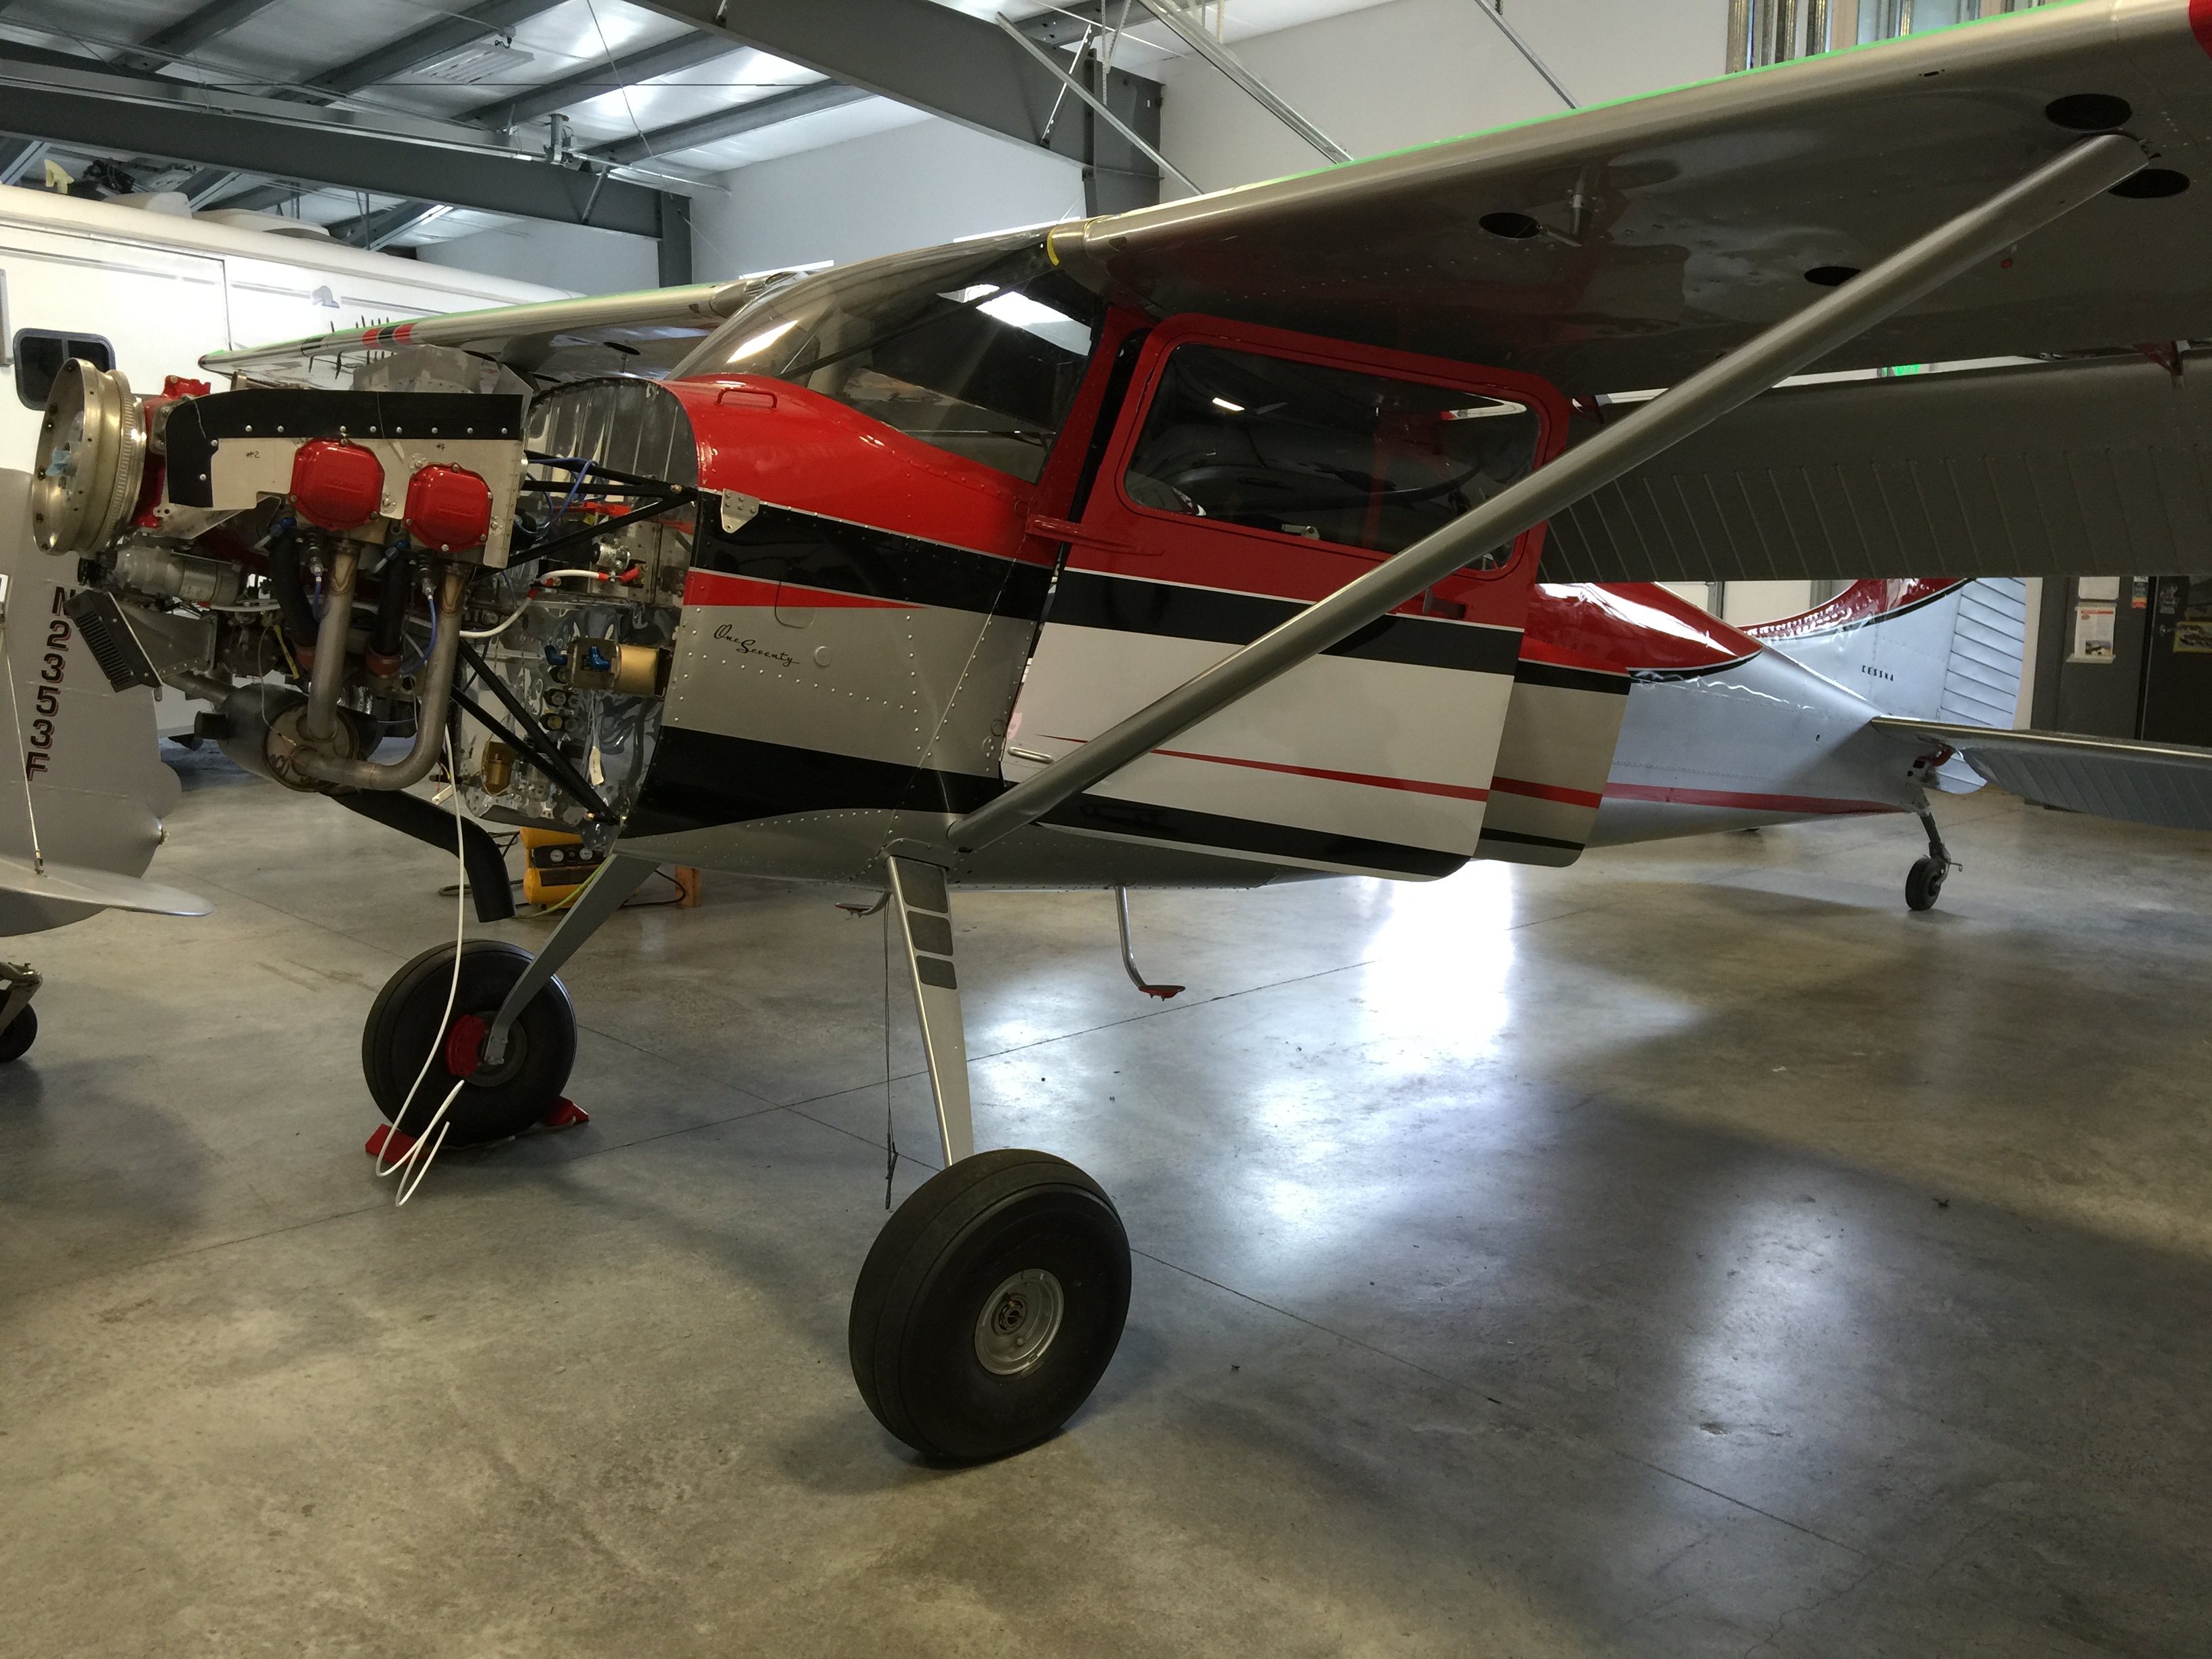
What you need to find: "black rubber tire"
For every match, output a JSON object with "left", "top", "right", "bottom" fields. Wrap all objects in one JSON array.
[
  {"left": 0, "top": 1004, "right": 37, "bottom": 1062},
  {"left": 361, "top": 940, "right": 575, "bottom": 1146},
  {"left": 1906, "top": 856, "right": 1946, "bottom": 912},
  {"left": 850, "top": 1149, "right": 1130, "bottom": 1463}
]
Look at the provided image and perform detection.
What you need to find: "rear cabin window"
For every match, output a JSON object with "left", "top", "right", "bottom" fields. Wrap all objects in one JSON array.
[
  {"left": 14, "top": 330, "right": 115, "bottom": 409},
  {"left": 1122, "top": 344, "right": 1542, "bottom": 565}
]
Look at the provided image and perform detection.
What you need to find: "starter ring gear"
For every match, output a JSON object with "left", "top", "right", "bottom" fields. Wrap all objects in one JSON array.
[{"left": 30, "top": 361, "right": 145, "bottom": 556}]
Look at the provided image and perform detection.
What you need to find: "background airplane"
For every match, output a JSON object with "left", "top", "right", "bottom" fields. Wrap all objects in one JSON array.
[{"left": 0, "top": 466, "right": 208, "bottom": 1059}]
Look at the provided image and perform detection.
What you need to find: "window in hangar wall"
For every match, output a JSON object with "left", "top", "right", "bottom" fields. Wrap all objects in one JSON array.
[
  {"left": 1727, "top": 0, "right": 2060, "bottom": 71},
  {"left": 12, "top": 329, "right": 114, "bottom": 409}
]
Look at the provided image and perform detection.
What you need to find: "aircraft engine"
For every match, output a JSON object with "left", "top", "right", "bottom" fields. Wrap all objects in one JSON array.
[{"left": 27, "top": 357, "right": 700, "bottom": 846}]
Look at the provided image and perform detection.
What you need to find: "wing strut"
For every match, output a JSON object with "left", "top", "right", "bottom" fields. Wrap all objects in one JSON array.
[{"left": 945, "top": 131, "right": 2147, "bottom": 855}]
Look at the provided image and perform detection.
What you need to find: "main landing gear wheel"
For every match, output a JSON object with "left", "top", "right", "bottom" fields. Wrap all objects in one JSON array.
[
  {"left": 0, "top": 1005, "right": 37, "bottom": 1062},
  {"left": 362, "top": 940, "right": 575, "bottom": 1146},
  {"left": 1906, "top": 856, "right": 1948, "bottom": 912},
  {"left": 850, "top": 1149, "right": 1131, "bottom": 1462}
]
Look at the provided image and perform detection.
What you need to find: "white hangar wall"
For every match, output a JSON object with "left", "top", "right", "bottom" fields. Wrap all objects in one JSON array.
[
  {"left": 1155, "top": 0, "right": 1732, "bottom": 202},
  {"left": 689, "top": 115, "right": 1086, "bottom": 277},
  {"left": 419, "top": 217, "right": 660, "bottom": 295}
]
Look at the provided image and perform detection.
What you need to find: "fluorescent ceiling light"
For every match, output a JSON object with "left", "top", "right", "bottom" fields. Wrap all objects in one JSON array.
[
  {"left": 1211, "top": 396, "right": 1246, "bottom": 413},
  {"left": 977, "top": 291, "right": 1090, "bottom": 354},
  {"left": 726, "top": 319, "right": 799, "bottom": 362}
]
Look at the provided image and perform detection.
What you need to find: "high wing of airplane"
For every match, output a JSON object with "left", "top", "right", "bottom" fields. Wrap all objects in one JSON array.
[{"left": 33, "top": 0, "right": 2212, "bottom": 1462}]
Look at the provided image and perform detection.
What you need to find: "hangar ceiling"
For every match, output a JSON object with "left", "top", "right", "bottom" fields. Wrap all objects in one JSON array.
[{"left": 0, "top": 0, "right": 1395, "bottom": 272}]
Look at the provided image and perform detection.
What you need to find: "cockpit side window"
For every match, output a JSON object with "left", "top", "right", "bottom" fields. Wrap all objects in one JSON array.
[
  {"left": 1120, "top": 344, "right": 1542, "bottom": 563},
  {"left": 680, "top": 236, "right": 1104, "bottom": 484}
]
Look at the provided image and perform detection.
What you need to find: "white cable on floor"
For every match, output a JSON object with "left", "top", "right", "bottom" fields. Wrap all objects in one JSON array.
[{"left": 372, "top": 729, "right": 475, "bottom": 1204}]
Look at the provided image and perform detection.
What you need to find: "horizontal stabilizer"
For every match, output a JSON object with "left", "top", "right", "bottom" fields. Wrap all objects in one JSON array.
[
  {"left": 1870, "top": 718, "right": 2212, "bottom": 834},
  {"left": 0, "top": 853, "right": 211, "bottom": 916}
]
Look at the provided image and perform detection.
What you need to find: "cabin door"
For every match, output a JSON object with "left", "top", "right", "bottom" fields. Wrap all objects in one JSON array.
[{"left": 1004, "top": 314, "right": 1565, "bottom": 879}]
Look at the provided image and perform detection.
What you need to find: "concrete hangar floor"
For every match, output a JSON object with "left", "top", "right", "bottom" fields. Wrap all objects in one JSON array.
[{"left": 3, "top": 751, "right": 2208, "bottom": 1658}]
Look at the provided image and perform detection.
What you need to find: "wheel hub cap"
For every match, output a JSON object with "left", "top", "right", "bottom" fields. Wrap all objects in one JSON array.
[{"left": 974, "top": 1268, "right": 1065, "bottom": 1377}]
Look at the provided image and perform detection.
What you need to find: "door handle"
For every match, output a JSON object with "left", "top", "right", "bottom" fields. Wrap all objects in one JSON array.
[{"left": 1026, "top": 514, "right": 1147, "bottom": 554}]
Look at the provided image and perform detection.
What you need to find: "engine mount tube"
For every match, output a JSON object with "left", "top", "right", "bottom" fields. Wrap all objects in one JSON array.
[
  {"left": 291, "top": 563, "right": 468, "bottom": 792},
  {"left": 301, "top": 543, "right": 359, "bottom": 743}
]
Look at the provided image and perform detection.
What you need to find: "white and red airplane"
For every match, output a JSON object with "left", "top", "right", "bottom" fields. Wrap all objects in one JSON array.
[{"left": 22, "top": 1, "right": 2212, "bottom": 1461}]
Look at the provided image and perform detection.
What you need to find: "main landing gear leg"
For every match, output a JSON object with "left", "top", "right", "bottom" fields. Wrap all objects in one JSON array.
[
  {"left": 848, "top": 856, "right": 1131, "bottom": 1462},
  {"left": 1906, "top": 803, "right": 1955, "bottom": 913},
  {"left": 479, "top": 853, "right": 657, "bottom": 1065}
]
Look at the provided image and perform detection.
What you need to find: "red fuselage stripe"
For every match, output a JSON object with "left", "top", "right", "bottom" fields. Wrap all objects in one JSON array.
[
  {"left": 1490, "top": 775, "right": 1604, "bottom": 809},
  {"left": 1603, "top": 782, "right": 1896, "bottom": 815},
  {"left": 682, "top": 571, "right": 914, "bottom": 609},
  {"left": 2194, "top": 0, "right": 2212, "bottom": 57},
  {"left": 1044, "top": 736, "right": 1489, "bottom": 801}
]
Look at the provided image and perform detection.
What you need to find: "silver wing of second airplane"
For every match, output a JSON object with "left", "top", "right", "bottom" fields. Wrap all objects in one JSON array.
[{"left": 201, "top": 270, "right": 807, "bottom": 388}]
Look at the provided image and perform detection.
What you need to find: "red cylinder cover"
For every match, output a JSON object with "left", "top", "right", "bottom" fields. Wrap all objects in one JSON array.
[
  {"left": 405, "top": 464, "right": 491, "bottom": 552},
  {"left": 289, "top": 439, "right": 385, "bottom": 531}
]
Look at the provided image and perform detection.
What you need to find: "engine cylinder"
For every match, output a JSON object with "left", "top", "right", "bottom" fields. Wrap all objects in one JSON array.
[
  {"left": 405, "top": 464, "right": 491, "bottom": 552},
  {"left": 289, "top": 439, "right": 385, "bottom": 532}
]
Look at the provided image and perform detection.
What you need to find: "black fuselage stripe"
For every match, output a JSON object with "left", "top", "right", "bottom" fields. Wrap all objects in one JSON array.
[
  {"left": 1045, "top": 570, "right": 1521, "bottom": 675},
  {"left": 1513, "top": 658, "right": 1631, "bottom": 695},
  {"left": 1479, "top": 826, "right": 1584, "bottom": 851},
  {"left": 628, "top": 726, "right": 1466, "bottom": 877},
  {"left": 1629, "top": 652, "right": 1759, "bottom": 682},
  {"left": 627, "top": 728, "right": 998, "bottom": 839},
  {"left": 1042, "top": 792, "right": 1465, "bottom": 878},
  {"left": 693, "top": 504, "right": 1052, "bottom": 620}
]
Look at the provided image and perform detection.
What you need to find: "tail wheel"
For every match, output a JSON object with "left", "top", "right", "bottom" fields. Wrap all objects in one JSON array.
[
  {"left": 361, "top": 940, "right": 575, "bottom": 1146},
  {"left": 1906, "top": 856, "right": 1947, "bottom": 912},
  {"left": 850, "top": 1149, "right": 1130, "bottom": 1463},
  {"left": 0, "top": 1004, "right": 38, "bottom": 1063}
]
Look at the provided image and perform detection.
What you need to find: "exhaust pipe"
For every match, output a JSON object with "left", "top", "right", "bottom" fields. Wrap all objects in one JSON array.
[
  {"left": 291, "top": 563, "right": 468, "bottom": 792},
  {"left": 300, "top": 544, "right": 359, "bottom": 744}
]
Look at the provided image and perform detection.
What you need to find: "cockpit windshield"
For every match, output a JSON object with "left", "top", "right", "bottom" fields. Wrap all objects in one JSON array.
[{"left": 673, "top": 230, "right": 1104, "bottom": 484}]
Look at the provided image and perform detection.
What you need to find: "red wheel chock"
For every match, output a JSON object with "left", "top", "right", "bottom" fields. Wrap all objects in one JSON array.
[
  {"left": 538, "top": 1098, "right": 590, "bottom": 1130},
  {"left": 364, "top": 1099, "right": 586, "bottom": 1157}
]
